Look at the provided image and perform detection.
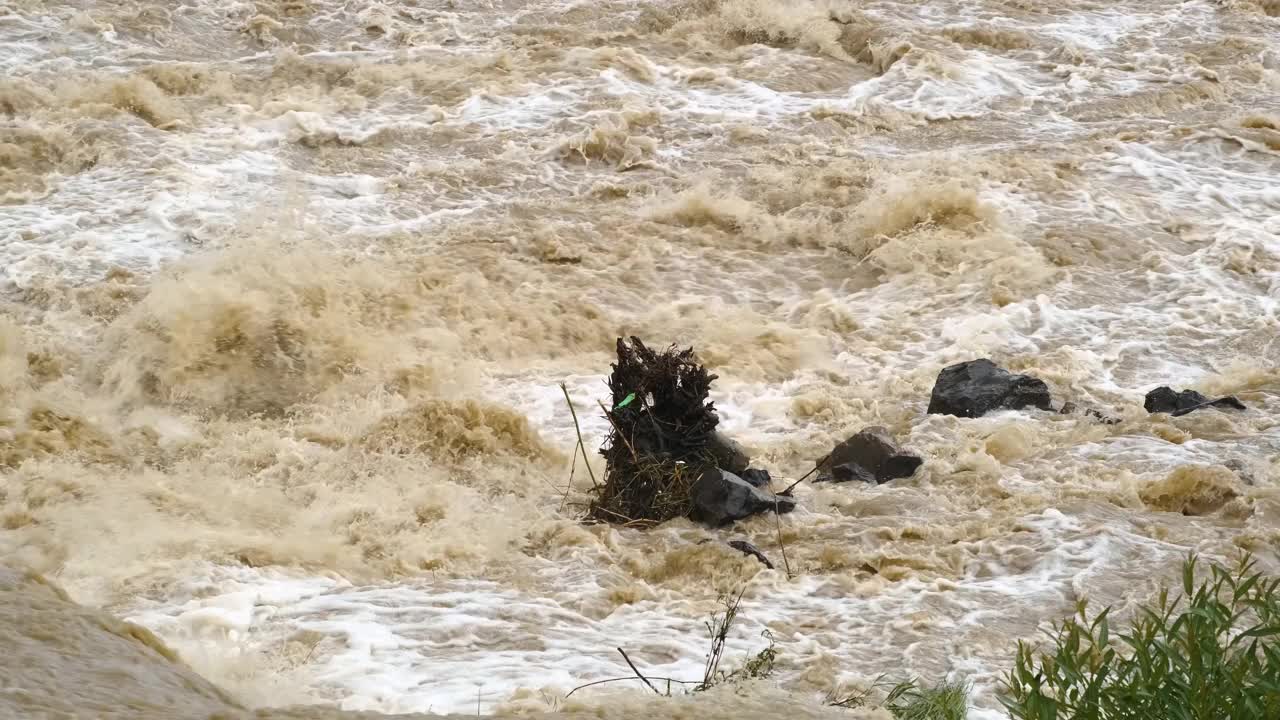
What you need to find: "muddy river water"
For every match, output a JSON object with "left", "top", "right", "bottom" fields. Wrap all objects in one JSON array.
[{"left": 1, "top": 0, "right": 1278, "bottom": 717}]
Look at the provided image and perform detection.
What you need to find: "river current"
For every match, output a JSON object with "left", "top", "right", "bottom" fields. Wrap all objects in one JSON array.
[{"left": 1, "top": 0, "right": 1278, "bottom": 717}]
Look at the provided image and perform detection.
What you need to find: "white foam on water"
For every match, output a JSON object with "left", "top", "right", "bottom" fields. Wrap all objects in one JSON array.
[
  {"left": 588, "top": 58, "right": 824, "bottom": 124},
  {"left": 1036, "top": 10, "right": 1155, "bottom": 53},
  {"left": 846, "top": 50, "right": 1044, "bottom": 120},
  {"left": 2, "top": 170, "right": 189, "bottom": 288},
  {"left": 124, "top": 502, "right": 1188, "bottom": 715},
  {"left": 5, "top": 0, "right": 1279, "bottom": 717},
  {"left": 236, "top": 110, "right": 447, "bottom": 151}
]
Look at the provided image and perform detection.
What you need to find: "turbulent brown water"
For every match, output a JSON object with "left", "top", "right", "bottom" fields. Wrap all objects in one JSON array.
[{"left": 2, "top": 0, "right": 1279, "bottom": 717}]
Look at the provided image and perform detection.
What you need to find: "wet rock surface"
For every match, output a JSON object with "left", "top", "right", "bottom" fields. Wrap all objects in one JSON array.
[
  {"left": 1144, "top": 386, "right": 1246, "bottom": 416},
  {"left": 707, "top": 431, "right": 750, "bottom": 474},
  {"left": 1059, "top": 401, "right": 1121, "bottom": 425},
  {"left": 691, "top": 469, "right": 796, "bottom": 527},
  {"left": 816, "top": 426, "right": 923, "bottom": 484},
  {"left": 927, "top": 359, "right": 1053, "bottom": 418},
  {"left": 727, "top": 540, "right": 774, "bottom": 569},
  {"left": 739, "top": 468, "right": 772, "bottom": 489}
]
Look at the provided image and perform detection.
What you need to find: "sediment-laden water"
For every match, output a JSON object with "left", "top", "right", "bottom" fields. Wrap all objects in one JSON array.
[{"left": 1, "top": 0, "right": 1278, "bottom": 717}]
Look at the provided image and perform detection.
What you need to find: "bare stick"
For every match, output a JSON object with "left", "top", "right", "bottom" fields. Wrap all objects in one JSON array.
[
  {"left": 560, "top": 438, "right": 578, "bottom": 513},
  {"left": 773, "top": 498, "right": 793, "bottom": 579},
  {"left": 564, "top": 676, "right": 698, "bottom": 699},
  {"left": 591, "top": 505, "right": 635, "bottom": 523},
  {"left": 560, "top": 383, "right": 598, "bottom": 488},
  {"left": 597, "top": 400, "right": 639, "bottom": 462},
  {"left": 780, "top": 464, "right": 820, "bottom": 496},
  {"left": 617, "top": 648, "right": 661, "bottom": 695},
  {"left": 302, "top": 637, "right": 323, "bottom": 665}
]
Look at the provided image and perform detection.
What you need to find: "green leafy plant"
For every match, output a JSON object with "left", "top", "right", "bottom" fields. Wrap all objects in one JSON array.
[
  {"left": 826, "top": 677, "right": 968, "bottom": 719},
  {"left": 696, "top": 589, "right": 744, "bottom": 691},
  {"left": 694, "top": 590, "right": 780, "bottom": 691},
  {"left": 885, "top": 679, "right": 971, "bottom": 720},
  {"left": 738, "top": 630, "right": 779, "bottom": 680},
  {"left": 1001, "top": 554, "right": 1280, "bottom": 720}
]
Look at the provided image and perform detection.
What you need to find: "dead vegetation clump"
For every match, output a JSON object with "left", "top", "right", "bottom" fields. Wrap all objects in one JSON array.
[{"left": 589, "top": 337, "right": 721, "bottom": 525}]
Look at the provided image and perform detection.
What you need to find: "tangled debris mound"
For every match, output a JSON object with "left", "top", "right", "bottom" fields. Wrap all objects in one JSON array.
[{"left": 588, "top": 337, "right": 793, "bottom": 527}]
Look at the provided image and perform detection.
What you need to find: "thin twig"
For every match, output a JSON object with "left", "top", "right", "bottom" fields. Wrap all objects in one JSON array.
[
  {"left": 536, "top": 473, "right": 567, "bottom": 499},
  {"left": 617, "top": 648, "right": 661, "bottom": 695},
  {"left": 560, "top": 383, "right": 598, "bottom": 488},
  {"left": 559, "top": 437, "right": 578, "bottom": 513},
  {"left": 773, "top": 498, "right": 793, "bottom": 579},
  {"left": 302, "top": 637, "right": 323, "bottom": 665},
  {"left": 590, "top": 505, "right": 640, "bottom": 524},
  {"left": 564, "top": 676, "right": 699, "bottom": 699},
  {"left": 597, "top": 400, "right": 639, "bottom": 462},
  {"left": 780, "top": 464, "right": 820, "bottom": 496}
]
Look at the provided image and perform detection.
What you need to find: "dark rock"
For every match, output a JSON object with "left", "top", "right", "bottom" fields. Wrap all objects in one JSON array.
[
  {"left": 1144, "top": 386, "right": 1206, "bottom": 413},
  {"left": 707, "top": 431, "right": 750, "bottom": 474},
  {"left": 1059, "top": 401, "right": 1121, "bottom": 425},
  {"left": 1144, "top": 386, "right": 1246, "bottom": 417},
  {"left": 927, "top": 359, "right": 1053, "bottom": 418},
  {"left": 816, "top": 426, "right": 923, "bottom": 484},
  {"left": 1088, "top": 409, "right": 1122, "bottom": 425},
  {"left": 831, "top": 462, "right": 878, "bottom": 483},
  {"left": 728, "top": 540, "right": 774, "bottom": 569},
  {"left": 739, "top": 468, "right": 772, "bottom": 489},
  {"left": 690, "top": 468, "right": 796, "bottom": 527},
  {"left": 1196, "top": 397, "right": 1247, "bottom": 413}
]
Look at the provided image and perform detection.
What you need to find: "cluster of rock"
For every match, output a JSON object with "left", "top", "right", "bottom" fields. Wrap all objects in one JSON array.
[
  {"left": 590, "top": 336, "right": 1250, "bottom": 548},
  {"left": 691, "top": 433, "right": 795, "bottom": 527},
  {"left": 696, "top": 358, "right": 1248, "bottom": 533},
  {"left": 691, "top": 466, "right": 796, "bottom": 527},
  {"left": 1144, "top": 386, "right": 1247, "bottom": 416}
]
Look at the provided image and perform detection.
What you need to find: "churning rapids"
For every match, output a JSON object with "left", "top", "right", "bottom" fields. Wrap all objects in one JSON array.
[{"left": 2, "top": 0, "right": 1279, "bottom": 718}]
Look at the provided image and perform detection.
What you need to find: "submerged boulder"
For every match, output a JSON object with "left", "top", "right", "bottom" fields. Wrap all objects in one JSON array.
[
  {"left": 691, "top": 468, "right": 796, "bottom": 527},
  {"left": 707, "top": 431, "right": 750, "bottom": 474},
  {"left": 927, "top": 359, "right": 1053, "bottom": 418},
  {"left": 1144, "top": 386, "right": 1246, "bottom": 417},
  {"left": 1058, "top": 401, "right": 1121, "bottom": 425},
  {"left": 1140, "top": 465, "right": 1241, "bottom": 516},
  {"left": 816, "top": 426, "right": 923, "bottom": 484}
]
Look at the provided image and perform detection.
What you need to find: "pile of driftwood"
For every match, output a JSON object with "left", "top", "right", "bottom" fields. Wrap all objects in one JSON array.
[{"left": 587, "top": 337, "right": 793, "bottom": 527}]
